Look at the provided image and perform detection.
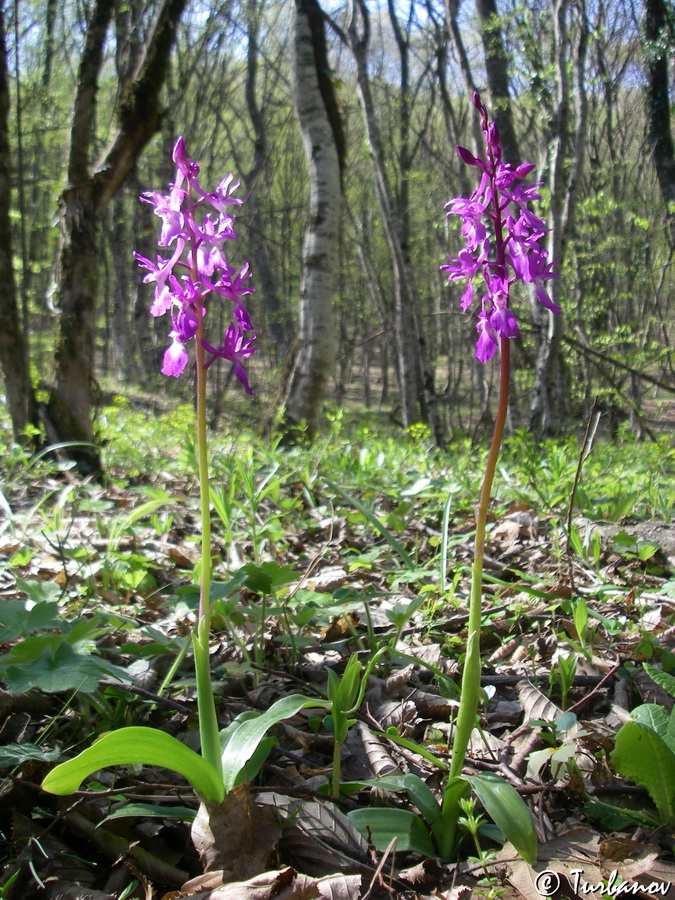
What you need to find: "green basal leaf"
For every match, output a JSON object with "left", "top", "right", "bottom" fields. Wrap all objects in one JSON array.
[
  {"left": 98, "top": 803, "right": 196, "bottom": 825},
  {"left": 612, "top": 721, "right": 675, "bottom": 825},
  {"left": 348, "top": 807, "right": 436, "bottom": 856},
  {"left": 220, "top": 694, "right": 329, "bottom": 794},
  {"left": 234, "top": 736, "right": 276, "bottom": 787},
  {"left": 343, "top": 773, "right": 442, "bottom": 841},
  {"left": 437, "top": 775, "right": 471, "bottom": 861},
  {"left": 465, "top": 773, "right": 537, "bottom": 864},
  {"left": 379, "top": 728, "right": 448, "bottom": 771},
  {"left": 41, "top": 727, "right": 225, "bottom": 803}
]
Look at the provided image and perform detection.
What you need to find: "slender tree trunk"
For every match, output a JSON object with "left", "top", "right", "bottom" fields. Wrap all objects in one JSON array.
[
  {"left": 0, "top": 0, "right": 37, "bottom": 442},
  {"left": 282, "top": 0, "right": 343, "bottom": 436},
  {"left": 387, "top": 0, "right": 443, "bottom": 443},
  {"left": 644, "top": 0, "right": 675, "bottom": 218},
  {"left": 346, "top": 0, "right": 421, "bottom": 427},
  {"left": 47, "top": 0, "right": 186, "bottom": 475},
  {"left": 444, "top": 0, "right": 483, "bottom": 154},
  {"left": 245, "top": 0, "right": 288, "bottom": 356},
  {"left": 531, "top": 0, "right": 587, "bottom": 436},
  {"left": 475, "top": 0, "right": 520, "bottom": 164}
]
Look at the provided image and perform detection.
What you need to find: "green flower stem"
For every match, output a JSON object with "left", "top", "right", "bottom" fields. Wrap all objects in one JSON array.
[
  {"left": 332, "top": 738, "right": 342, "bottom": 798},
  {"left": 449, "top": 337, "right": 510, "bottom": 782},
  {"left": 192, "top": 258, "right": 222, "bottom": 782}
]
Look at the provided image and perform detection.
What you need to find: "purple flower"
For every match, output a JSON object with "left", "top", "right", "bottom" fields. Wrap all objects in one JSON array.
[
  {"left": 475, "top": 312, "right": 498, "bottom": 363},
  {"left": 202, "top": 324, "right": 257, "bottom": 394},
  {"left": 442, "top": 92, "right": 560, "bottom": 362},
  {"left": 196, "top": 173, "right": 244, "bottom": 216},
  {"left": 135, "top": 137, "right": 256, "bottom": 389}
]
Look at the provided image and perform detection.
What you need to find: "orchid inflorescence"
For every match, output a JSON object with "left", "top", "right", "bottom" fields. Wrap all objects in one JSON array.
[
  {"left": 134, "top": 136, "right": 256, "bottom": 391},
  {"left": 442, "top": 92, "right": 560, "bottom": 363}
]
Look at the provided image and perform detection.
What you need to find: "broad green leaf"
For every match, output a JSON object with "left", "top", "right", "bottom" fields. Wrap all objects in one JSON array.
[
  {"left": 465, "top": 773, "right": 537, "bottom": 864},
  {"left": 344, "top": 773, "right": 442, "bottom": 835},
  {"left": 612, "top": 722, "right": 675, "bottom": 825},
  {"left": 240, "top": 561, "right": 296, "bottom": 595},
  {"left": 0, "top": 600, "right": 33, "bottom": 642},
  {"left": 15, "top": 578, "right": 62, "bottom": 604},
  {"left": 0, "top": 743, "right": 60, "bottom": 768},
  {"left": 643, "top": 663, "right": 675, "bottom": 700},
  {"left": 348, "top": 807, "right": 436, "bottom": 856},
  {"left": 400, "top": 774, "right": 441, "bottom": 832},
  {"left": 4, "top": 643, "right": 104, "bottom": 694},
  {"left": 41, "top": 727, "right": 224, "bottom": 803},
  {"left": 637, "top": 541, "right": 660, "bottom": 562},
  {"left": 609, "top": 492, "right": 639, "bottom": 523},
  {"left": 220, "top": 694, "right": 329, "bottom": 793},
  {"left": 631, "top": 703, "right": 670, "bottom": 739}
]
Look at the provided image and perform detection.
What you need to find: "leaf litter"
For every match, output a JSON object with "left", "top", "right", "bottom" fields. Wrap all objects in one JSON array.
[{"left": 0, "top": 426, "right": 674, "bottom": 899}]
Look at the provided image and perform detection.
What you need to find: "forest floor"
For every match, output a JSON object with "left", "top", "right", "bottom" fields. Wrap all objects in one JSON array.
[{"left": 0, "top": 400, "right": 674, "bottom": 900}]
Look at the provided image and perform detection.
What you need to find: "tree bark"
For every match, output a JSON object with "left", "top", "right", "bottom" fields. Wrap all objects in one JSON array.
[
  {"left": 47, "top": 0, "right": 186, "bottom": 476},
  {"left": 244, "top": 0, "right": 288, "bottom": 357},
  {"left": 475, "top": 0, "right": 520, "bottom": 165},
  {"left": 345, "top": 0, "right": 425, "bottom": 429},
  {"left": 281, "top": 0, "right": 343, "bottom": 437},
  {"left": 530, "top": 0, "right": 587, "bottom": 437},
  {"left": 0, "top": 0, "right": 37, "bottom": 443},
  {"left": 644, "top": 0, "right": 675, "bottom": 217}
]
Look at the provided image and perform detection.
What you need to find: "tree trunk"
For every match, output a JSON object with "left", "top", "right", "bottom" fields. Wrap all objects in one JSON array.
[
  {"left": 644, "top": 0, "right": 675, "bottom": 217},
  {"left": 245, "top": 0, "right": 288, "bottom": 357},
  {"left": 282, "top": 0, "right": 343, "bottom": 437},
  {"left": 475, "top": 0, "right": 520, "bottom": 165},
  {"left": 0, "top": 0, "right": 37, "bottom": 442},
  {"left": 530, "top": 0, "right": 587, "bottom": 436},
  {"left": 346, "top": 0, "right": 422, "bottom": 428},
  {"left": 47, "top": 0, "right": 186, "bottom": 476}
]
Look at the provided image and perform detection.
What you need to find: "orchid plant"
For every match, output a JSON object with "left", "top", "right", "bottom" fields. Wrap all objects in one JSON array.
[
  {"left": 41, "top": 139, "right": 327, "bottom": 811},
  {"left": 441, "top": 92, "right": 560, "bottom": 857},
  {"left": 42, "top": 105, "right": 549, "bottom": 867},
  {"left": 339, "top": 95, "right": 551, "bottom": 864}
]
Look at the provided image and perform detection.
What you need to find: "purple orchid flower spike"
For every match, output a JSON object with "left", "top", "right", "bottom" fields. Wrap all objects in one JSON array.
[
  {"left": 135, "top": 137, "right": 256, "bottom": 390},
  {"left": 442, "top": 92, "right": 560, "bottom": 362}
]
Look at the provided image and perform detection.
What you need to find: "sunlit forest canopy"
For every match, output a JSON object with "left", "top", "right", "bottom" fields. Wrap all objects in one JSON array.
[{"left": 0, "top": 0, "right": 673, "bottom": 452}]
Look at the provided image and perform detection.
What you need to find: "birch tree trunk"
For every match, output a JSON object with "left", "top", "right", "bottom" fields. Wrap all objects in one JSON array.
[
  {"left": 0, "top": 0, "right": 37, "bottom": 442},
  {"left": 282, "top": 0, "right": 343, "bottom": 436},
  {"left": 530, "top": 0, "right": 587, "bottom": 436},
  {"left": 346, "top": 0, "right": 422, "bottom": 429},
  {"left": 47, "top": 0, "right": 186, "bottom": 476}
]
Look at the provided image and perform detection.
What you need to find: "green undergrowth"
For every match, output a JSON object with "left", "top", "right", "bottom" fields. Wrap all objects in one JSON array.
[{"left": 0, "top": 399, "right": 674, "bottom": 885}]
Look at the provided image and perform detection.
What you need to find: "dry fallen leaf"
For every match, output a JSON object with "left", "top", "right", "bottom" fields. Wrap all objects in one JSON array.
[
  {"left": 191, "top": 784, "right": 280, "bottom": 880},
  {"left": 183, "top": 867, "right": 362, "bottom": 900},
  {"left": 499, "top": 827, "right": 675, "bottom": 900}
]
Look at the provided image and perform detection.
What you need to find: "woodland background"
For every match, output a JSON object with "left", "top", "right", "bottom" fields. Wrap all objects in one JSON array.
[{"left": 0, "top": 0, "right": 673, "bottom": 456}]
